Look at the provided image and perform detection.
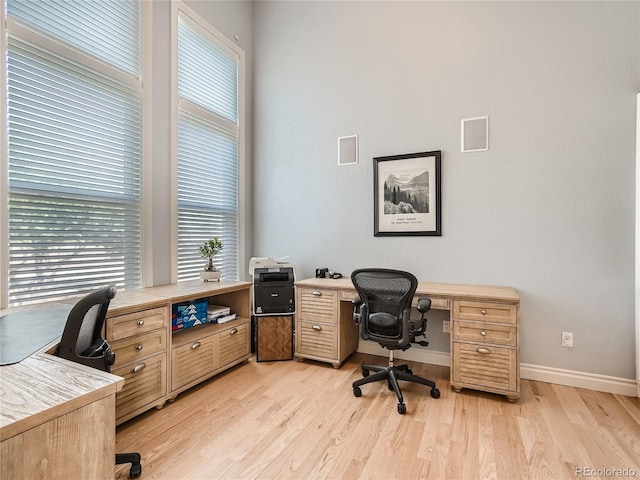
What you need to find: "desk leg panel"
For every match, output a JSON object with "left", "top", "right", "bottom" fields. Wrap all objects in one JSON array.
[{"left": 0, "top": 395, "right": 116, "bottom": 479}]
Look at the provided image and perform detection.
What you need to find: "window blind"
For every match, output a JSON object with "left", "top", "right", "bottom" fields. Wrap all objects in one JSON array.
[
  {"left": 5, "top": 1, "right": 142, "bottom": 305},
  {"left": 7, "top": 0, "right": 140, "bottom": 75},
  {"left": 176, "top": 13, "right": 240, "bottom": 282}
]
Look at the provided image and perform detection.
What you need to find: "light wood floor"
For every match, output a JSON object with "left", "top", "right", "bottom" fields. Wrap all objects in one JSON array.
[{"left": 116, "top": 353, "right": 640, "bottom": 480}]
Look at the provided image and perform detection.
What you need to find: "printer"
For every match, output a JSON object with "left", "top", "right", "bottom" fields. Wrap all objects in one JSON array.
[{"left": 249, "top": 257, "right": 296, "bottom": 316}]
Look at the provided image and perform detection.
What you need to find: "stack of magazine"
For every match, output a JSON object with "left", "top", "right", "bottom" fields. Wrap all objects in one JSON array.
[{"left": 207, "top": 305, "right": 237, "bottom": 324}]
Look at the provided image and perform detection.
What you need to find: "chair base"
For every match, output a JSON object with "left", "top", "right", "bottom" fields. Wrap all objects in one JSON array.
[
  {"left": 116, "top": 452, "right": 142, "bottom": 478},
  {"left": 352, "top": 362, "right": 440, "bottom": 414}
]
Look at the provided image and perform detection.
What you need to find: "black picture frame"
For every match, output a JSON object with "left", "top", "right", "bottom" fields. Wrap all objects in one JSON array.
[{"left": 374, "top": 150, "right": 442, "bottom": 236}]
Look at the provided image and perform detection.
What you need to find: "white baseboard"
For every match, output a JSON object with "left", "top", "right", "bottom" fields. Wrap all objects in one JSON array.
[
  {"left": 520, "top": 363, "right": 638, "bottom": 397},
  {"left": 356, "top": 344, "right": 638, "bottom": 397}
]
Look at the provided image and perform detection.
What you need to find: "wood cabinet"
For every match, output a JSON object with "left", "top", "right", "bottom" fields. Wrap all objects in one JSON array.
[
  {"left": 295, "top": 285, "right": 359, "bottom": 368},
  {"left": 106, "top": 304, "right": 170, "bottom": 423},
  {"left": 171, "top": 319, "right": 250, "bottom": 392},
  {"left": 165, "top": 281, "right": 251, "bottom": 397},
  {"left": 104, "top": 280, "right": 251, "bottom": 424},
  {"left": 450, "top": 299, "right": 520, "bottom": 401}
]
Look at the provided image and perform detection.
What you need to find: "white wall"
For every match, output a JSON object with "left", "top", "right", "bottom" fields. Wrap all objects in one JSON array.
[{"left": 253, "top": 1, "right": 640, "bottom": 380}]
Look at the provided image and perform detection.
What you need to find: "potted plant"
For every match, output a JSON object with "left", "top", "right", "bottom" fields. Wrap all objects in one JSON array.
[{"left": 198, "top": 237, "right": 223, "bottom": 281}]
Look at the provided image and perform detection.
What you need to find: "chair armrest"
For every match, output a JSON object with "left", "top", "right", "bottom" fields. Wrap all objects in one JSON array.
[
  {"left": 352, "top": 296, "right": 364, "bottom": 325},
  {"left": 417, "top": 297, "right": 431, "bottom": 314}
]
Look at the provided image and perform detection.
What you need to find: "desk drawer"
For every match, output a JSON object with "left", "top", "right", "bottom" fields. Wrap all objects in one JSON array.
[
  {"left": 106, "top": 306, "right": 168, "bottom": 341},
  {"left": 339, "top": 289, "right": 357, "bottom": 302},
  {"left": 218, "top": 323, "right": 250, "bottom": 367},
  {"left": 113, "top": 352, "right": 166, "bottom": 420},
  {"left": 453, "top": 300, "right": 516, "bottom": 324},
  {"left": 452, "top": 320, "right": 516, "bottom": 347},
  {"left": 296, "top": 321, "right": 337, "bottom": 359},
  {"left": 297, "top": 288, "right": 338, "bottom": 324},
  {"left": 172, "top": 335, "right": 218, "bottom": 390},
  {"left": 452, "top": 342, "right": 517, "bottom": 392},
  {"left": 110, "top": 329, "right": 167, "bottom": 367}
]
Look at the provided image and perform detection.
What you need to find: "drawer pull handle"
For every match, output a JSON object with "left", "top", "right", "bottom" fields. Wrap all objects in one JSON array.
[
  {"left": 135, "top": 344, "right": 143, "bottom": 350},
  {"left": 480, "top": 331, "right": 487, "bottom": 336},
  {"left": 191, "top": 342, "right": 201, "bottom": 350},
  {"left": 312, "top": 291, "right": 322, "bottom": 296},
  {"left": 131, "top": 363, "right": 146, "bottom": 373},
  {"left": 229, "top": 328, "right": 238, "bottom": 335},
  {"left": 481, "top": 310, "right": 487, "bottom": 315},
  {"left": 312, "top": 325, "right": 322, "bottom": 331},
  {"left": 137, "top": 320, "right": 144, "bottom": 326},
  {"left": 477, "top": 347, "right": 492, "bottom": 355}
]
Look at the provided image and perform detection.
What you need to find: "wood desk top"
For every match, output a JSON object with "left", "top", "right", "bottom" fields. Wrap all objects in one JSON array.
[
  {"left": 137, "top": 279, "right": 251, "bottom": 305},
  {"left": 295, "top": 277, "right": 520, "bottom": 303},
  {"left": 0, "top": 351, "right": 123, "bottom": 442}
]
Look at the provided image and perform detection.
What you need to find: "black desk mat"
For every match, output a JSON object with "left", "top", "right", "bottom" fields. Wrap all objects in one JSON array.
[{"left": 0, "top": 305, "right": 72, "bottom": 365}]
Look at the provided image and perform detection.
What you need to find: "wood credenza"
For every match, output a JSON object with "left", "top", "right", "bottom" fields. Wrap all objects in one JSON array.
[
  {"left": 105, "top": 280, "right": 252, "bottom": 424},
  {"left": 295, "top": 277, "right": 521, "bottom": 402}
]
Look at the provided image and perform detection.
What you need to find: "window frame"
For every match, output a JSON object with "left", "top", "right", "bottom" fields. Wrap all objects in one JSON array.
[{"left": 170, "top": 1, "right": 246, "bottom": 283}]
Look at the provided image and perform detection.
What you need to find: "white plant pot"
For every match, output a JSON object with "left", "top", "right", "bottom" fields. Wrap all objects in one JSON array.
[{"left": 200, "top": 270, "right": 221, "bottom": 282}]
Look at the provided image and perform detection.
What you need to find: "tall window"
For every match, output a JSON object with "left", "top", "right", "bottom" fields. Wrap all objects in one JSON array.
[
  {"left": 175, "top": 5, "right": 244, "bottom": 282},
  {"left": 2, "top": 1, "right": 143, "bottom": 306}
]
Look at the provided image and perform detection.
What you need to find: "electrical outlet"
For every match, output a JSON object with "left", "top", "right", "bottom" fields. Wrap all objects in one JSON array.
[
  {"left": 443, "top": 320, "right": 450, "bottom": 333},
  {"left": 562, "top": 331, "right": 573, "bottom": 347}
]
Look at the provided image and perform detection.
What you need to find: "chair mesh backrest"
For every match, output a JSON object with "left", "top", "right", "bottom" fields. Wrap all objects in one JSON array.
[
  {"left": 75, "top": 304, "right": 102, "bottom": 354},
  {"left": 57, "top": 286, "right": 116, "bottom": 367},
  {"left": 351, "top": 269, "right": 417, "bottom": 317}
]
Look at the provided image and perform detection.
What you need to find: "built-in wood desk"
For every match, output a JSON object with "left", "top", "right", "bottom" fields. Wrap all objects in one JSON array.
[
  {"left": 0, "top": 279, "right": 252, "bottom": 479},
  {"left": 295, "top": 277, "right": 521, "bottom": 401}
]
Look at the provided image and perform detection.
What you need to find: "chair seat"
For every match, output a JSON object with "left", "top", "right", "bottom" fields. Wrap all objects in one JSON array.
[{"left": 368, "top": 312, "right": 400, "bottom": 336}]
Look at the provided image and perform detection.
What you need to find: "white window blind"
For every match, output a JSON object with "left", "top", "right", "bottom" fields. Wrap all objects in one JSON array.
[
  {"left": 176, "top": 12, "right": 241, "bottom": 281},
  {"left": 7, "top": 0, "right": 140, "bottom": 76},
  {"left": 5, "top": 1, "right": 142, "bottom": 305}
]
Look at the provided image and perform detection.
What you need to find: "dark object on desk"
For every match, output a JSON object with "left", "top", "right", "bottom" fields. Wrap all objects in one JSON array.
[
  {"left": 316, "top": 268, "right": 342, "bottom": 279},
  {"left": 350, "top": 268, "right": 440, "bottom": 414},
  {"left": 0, "top": 305, "right": 71, "bottom": 365},
  {"left": 55, "top": 286, "right": 143, "bottom": 479},
  {"left": 315, "top": 268, "right": 329, "bottom": 278}
]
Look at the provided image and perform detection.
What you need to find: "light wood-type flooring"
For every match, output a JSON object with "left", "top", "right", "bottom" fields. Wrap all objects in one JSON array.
[{"left": 116, "top": 353, "right": 640, "bottom": 480}]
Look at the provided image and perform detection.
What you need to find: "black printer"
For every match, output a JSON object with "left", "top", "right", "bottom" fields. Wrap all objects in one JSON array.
[{"left": 252, "top": 266, "right": 295, "bottom": 315}]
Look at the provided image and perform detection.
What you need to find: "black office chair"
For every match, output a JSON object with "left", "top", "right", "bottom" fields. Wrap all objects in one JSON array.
[
  {"left": 351, "top": 268, "right": 440, "bottom": 414},
  {"left": 56, "top": 286, "right": 142, "bottom": 478}
]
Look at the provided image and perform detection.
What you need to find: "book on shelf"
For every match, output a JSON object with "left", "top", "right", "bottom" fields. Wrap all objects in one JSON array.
[
  {"left": 215, "top": 313, "right": 237, "bottom": 324},
  {"left": 207, "top": 304, "right": 231, "bottom": 320}
]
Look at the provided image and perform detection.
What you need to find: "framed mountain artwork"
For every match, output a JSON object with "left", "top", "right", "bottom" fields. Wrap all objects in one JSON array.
[{"left": 374, "top": 151, "right": 442, "bottom": 236}]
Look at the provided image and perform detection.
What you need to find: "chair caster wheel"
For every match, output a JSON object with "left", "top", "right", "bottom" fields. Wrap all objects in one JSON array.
[
  {"left": 129, "top": 464, "right": 142, "bottom": 478},
  {"left": 397, "top": 403, "right": 406, "bottom": 414},
  {"left": 362, "top": 369, "right": 369, "bottom": 377},
  {"left": 353, "top": 386, "right": 362, "bottom": 397},
  {"left": 406, "top": 369, "right": 413, "bottom": 375},
  {"left": 431, "top": 388, "right": 441, "bottom": 399}
]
